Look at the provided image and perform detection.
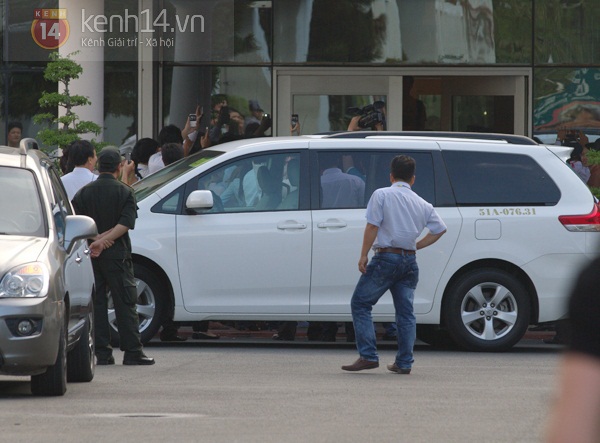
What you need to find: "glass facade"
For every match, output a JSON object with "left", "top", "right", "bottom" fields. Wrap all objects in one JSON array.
[
  {"left": 273, "top": 0, "right": 532, "bottom": 65},
  {"left": 0, "top": 0, "right": 599, "bottom": 148},
  {"left": 534, "top": 0, "right": 600, "bottom": 65}
]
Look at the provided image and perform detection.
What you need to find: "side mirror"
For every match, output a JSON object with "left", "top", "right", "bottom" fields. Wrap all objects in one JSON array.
[
  {"left": 64, "top": 215, "right": 98, "bottom": 253},
  {"left": 185, "top": 190, "right": 214, "bottom": 213}
]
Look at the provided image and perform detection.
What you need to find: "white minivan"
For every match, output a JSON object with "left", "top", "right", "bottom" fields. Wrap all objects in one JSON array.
[{"left": 124, "top": 134, "right": 600, "bottom": 351}]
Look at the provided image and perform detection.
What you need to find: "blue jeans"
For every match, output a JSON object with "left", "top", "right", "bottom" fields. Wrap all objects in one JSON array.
[{"left": 351, "top": 252, "right": 419, "bottom": 368}]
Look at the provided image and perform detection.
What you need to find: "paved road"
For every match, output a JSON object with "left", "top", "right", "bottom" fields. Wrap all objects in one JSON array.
[{"left": 0, "top": 339, "right": 562, "bottom": 443}]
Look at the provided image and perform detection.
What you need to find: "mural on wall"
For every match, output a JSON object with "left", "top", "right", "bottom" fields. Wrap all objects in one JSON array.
[{"left": 534, "top": 69, "right": 600, "bottom": 133}]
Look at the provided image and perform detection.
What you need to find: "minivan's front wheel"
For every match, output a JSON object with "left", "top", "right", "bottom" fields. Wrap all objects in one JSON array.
[
  {"left": 444, "top": 269, "right": 530, "bottom": 352},
  {"left": 108, "top": 264, "right": 167, "bottom": 346}
]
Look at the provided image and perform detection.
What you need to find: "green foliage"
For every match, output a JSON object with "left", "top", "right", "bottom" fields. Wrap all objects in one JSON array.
[
  {"left": 43, "top": 52, "right": 83, "bottom": 83},
  {"left": 584, "top": 151, "right": 600, "bottom": 198},
  {"left": 38, "top": 93, "right": 91, "bottom": 109},
  {"left": 35, "top": 128, "right": 82, "bottom": 149},
  {"left": 34, "top": 51, "right": 102, "bottom": 153},
  {"left": 589, "top": 187, "right": 600, "bottom": 199},
  {"left": 586, "top": 149, "right": 600, "bottom": 166}
]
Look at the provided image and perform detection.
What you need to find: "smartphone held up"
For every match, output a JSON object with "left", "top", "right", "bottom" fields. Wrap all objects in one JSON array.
[{"left": 291, "top": 114, "right": 300, "bottom": 135}]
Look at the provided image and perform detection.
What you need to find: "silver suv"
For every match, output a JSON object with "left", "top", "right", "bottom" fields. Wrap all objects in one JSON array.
[{"left": 0, "top": 139, "right": 97, "bottom": 396}]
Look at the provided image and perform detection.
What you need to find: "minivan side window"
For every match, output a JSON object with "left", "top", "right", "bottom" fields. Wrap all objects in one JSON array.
[
  {"left": 191, "top": 152, "right": 301, "bottom": 213},
  {"left": 443, "top": 151, "right": 561, "bottom": 206},
  {"left": 317, "top": 150, "right": 435, "bottom": 209}
]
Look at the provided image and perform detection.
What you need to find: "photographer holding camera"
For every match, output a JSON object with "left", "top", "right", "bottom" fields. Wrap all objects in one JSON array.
[
  {"left": 555, "top": 128, "right": 589, "bottom": 146},
  {"left": 347, "top": 100, "right": 386, "bottom": 132},
  {"left": 208, "top": 100, "right": 272, "bottom": 145}
]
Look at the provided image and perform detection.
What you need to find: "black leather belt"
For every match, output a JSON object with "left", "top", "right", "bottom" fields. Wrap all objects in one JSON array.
[{"left": 376, "top": 247, "right": 416, "bottom": 255}]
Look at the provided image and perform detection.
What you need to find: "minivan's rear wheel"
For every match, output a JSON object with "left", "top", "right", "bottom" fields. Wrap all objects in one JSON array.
[
  {"left": 443, "top": 269, "right": 530, "bottom": 352},
  {"left": 108, "top": 264, "right": 167, "bottom": 346}
]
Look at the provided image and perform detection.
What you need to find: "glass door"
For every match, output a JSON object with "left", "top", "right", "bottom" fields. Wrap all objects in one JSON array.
[
  {"left": 274, "top": 68, "right": 531, "bottom": 136},
  {"left": 275, "top": 71, "right": 390, "bottom": 136}
]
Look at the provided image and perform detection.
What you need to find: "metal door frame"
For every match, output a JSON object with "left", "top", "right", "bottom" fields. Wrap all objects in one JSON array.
[{"left": 274, "top": 67, "right": 532, "bottom": 136}]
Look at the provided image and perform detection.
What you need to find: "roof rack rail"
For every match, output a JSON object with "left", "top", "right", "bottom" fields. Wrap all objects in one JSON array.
[
  {"left": 19, "top": 138, "right": 39, "bottom": 155},
  {"left": 323, "top": 131, "right": 538, "bottom": 145}
]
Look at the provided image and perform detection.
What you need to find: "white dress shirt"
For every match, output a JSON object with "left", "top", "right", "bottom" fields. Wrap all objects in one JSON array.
[
  {"left": 320, "top": 167, "right": 365, "bottom": 208},
  {"left": 61, "top": 167, "right": 98, "bottom": 201},
  {"left": 147, "top": 152, "right": 164, "bottom": 175},
  {"left": 367, "top": 182, "right": 447, "bottom": 251}
]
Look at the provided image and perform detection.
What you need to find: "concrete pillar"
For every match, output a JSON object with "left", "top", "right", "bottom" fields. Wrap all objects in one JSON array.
[{"left": 59, "top": 0, "right": 105, "bottom": 142}]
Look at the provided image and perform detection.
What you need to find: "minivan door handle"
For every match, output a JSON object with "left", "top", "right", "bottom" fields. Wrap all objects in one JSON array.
[
  {"left": 277, "top": 221, "right": 307, "bottom": 230},
  {"left": 317, "top": 221, "right": 347, "bottom": 229}
]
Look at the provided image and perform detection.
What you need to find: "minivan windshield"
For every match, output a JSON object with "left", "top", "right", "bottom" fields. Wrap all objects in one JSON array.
[{"left": 133, "top": 149, "right": 224, "bottom": 201}]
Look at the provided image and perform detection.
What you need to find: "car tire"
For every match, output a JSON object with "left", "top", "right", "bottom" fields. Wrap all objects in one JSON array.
[
  {"left": 31, "top": 323, "right": 67, "bottom": 396},
  {"left": 109, "top": 263, "right": 167, "bottom": 346},
  {"left": 443, "top": 269, "right": 530, "bottom": 352},
  {"left": 67, "top": 307, "right": 95, "bottom": 383}
]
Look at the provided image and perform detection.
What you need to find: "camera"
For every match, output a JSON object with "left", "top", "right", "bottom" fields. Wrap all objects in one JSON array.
[
  {"left": 564, "top": 130, "right": 579, "bottom": 141},
  {"left": 189, "top": 113, "right": 197, "bottom": 128},
  {"left": 291, "top": 114, "right": 299, "bottom": 127},
  {"left": 347, "top": 100, "right": 385, "bottom": 129}
]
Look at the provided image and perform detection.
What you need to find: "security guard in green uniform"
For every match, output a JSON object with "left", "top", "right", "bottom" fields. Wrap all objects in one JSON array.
[{"left": 72, "top": 147, "right": 155, "bottom": 366}]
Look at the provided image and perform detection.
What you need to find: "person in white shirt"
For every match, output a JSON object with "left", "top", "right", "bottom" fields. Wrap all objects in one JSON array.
[
  {"left": 60, "top": 140, "right": 97, "bottom": 201},
  {"left": 131, "top": 137, "right": 159, "bottom": 179},
  {"left": 148, "top": 125, "right": 184, "bottom": 175},
  {"left": 342, "top": 155, "right": 446, "bottom": 374}
]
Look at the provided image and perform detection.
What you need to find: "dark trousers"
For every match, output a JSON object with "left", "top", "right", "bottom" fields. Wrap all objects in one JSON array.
[{"left": 93, "top": 258, "right": 143, "bottom": 358}]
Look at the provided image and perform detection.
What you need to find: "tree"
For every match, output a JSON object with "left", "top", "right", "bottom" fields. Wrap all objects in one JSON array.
[{"left": 33, "top": 51, "right": 102, "bottom": 152}]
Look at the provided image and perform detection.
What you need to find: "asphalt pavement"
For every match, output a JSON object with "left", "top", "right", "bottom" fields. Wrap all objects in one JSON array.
[{"left": 0, "top": 333, "right": 563, "bottom": 443}]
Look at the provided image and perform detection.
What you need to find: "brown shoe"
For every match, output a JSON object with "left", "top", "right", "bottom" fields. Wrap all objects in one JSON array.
[
  {"left": 387, "top": 363, "right": 411, "bottom": 374},
  {"left": 341, "top": 357, "right": 379, "bottom": 371}
]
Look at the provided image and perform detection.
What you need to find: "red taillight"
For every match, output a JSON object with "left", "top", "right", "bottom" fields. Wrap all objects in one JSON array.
[{"left": 559, "top": 203, "right": 600, "bottom": 232}]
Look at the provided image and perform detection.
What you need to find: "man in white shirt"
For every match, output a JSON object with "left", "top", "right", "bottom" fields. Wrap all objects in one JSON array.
[
  {"left": 61, "top": 140, "right": 97, "bottom": 201},
  {"left": 342, "top": 155, "right": 447, "bottom": 374}
]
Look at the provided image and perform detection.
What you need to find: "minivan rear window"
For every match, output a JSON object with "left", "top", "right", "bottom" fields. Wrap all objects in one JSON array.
[{"left": 443, "top": 151, "right": 561, "bottom": 206}]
